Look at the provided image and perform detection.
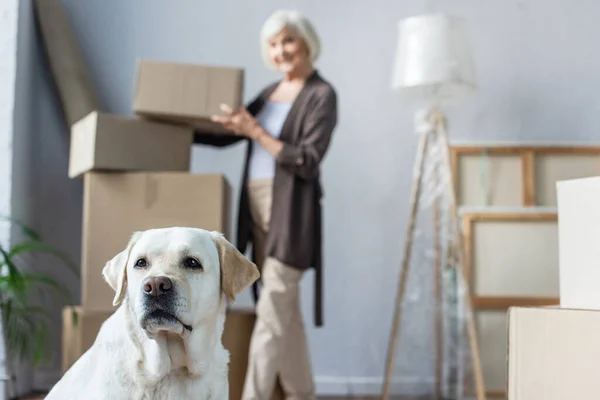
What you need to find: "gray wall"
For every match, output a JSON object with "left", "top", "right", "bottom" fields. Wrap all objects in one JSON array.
[
  {"left": 7, "top": 0, "right": 600, "bottom": 396},
  {"left": 9, "top": 0, "right": 37, "bottom": 394},
  {"left": 8, "top": 0, "right": 83, "bottom": 394},
  {"left": 0, "top": 1, "right": 18, "bottom": 398}
]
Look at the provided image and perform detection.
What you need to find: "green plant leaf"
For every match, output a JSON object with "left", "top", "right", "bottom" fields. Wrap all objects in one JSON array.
[
  {"left": 31, "top": 322, "right": 49, "bottom": 366},
  {"left": 4, "top": 308, "right": 51, "bottom": 366},
  {"left": 0, "top": 217, "right": 80, "bottom": 366},
  {"left": 21, "top": 272, "right": 73, "bottom": 305},
  {"left": 0, "top": 246, "right": 22, "bottom": 279},
  {"left": 70, "top": 305, "right": 79, "bottom": 327},
  {"left": 4, "top": 306, "right": 34, "bottom": 363},
  {"left": 0, "top": 273, "right": 68, "bottom": 304},
  {"left": 0, "top": 273, "right": 72, "bottom": 364},
  {"left": 0, "top": 279, "right": 27, "bottom": 303},
  {"left": 9, "top": 240, "right": 80, "bottom": 279},
  {"left": 0, "top": 215, "right": 41, "bottom": 241},
  {"left": 3, "top": 300, "right": 13, "bottom": 327}
]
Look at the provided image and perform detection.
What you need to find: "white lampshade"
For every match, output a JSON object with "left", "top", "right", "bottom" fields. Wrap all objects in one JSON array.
[{"left": 391, "top": 14, "right": 476, "bottom": 106}]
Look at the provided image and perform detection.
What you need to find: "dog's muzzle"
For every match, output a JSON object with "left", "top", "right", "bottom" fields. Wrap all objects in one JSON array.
[{"left": 140, "top": 276, "right": 192, "bottom": 337}]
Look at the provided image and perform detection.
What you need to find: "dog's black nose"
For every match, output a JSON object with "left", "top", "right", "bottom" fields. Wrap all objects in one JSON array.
[{"left": 143, "top": 276, "right": 173, "bottom": 297}]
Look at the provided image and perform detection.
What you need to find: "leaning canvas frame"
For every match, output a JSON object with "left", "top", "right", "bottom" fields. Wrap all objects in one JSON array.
[
  {"left": 461, "top": 211, "right": 560, "bottom": 399},
  {"left": 462, "top": 211, "right": 560, "bottom": 309},
  {"left": 472, "top": 309, "right": 507, "bottom": 399},
  {"left": 450, "top": 145, "right": 600, "bottom": 207}
]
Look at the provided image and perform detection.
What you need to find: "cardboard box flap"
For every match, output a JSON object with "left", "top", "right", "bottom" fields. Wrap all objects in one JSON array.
[
  {"left": 508, "top": 306, "right": 600, "bottom": 399},
  {"left": 69, "top": 111, "right": 99, "bottom": 176}
]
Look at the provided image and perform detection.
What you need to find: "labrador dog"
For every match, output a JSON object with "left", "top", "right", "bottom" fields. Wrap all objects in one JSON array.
[{"left": 46, "top": 227, "right": 260, "bottom": 400}]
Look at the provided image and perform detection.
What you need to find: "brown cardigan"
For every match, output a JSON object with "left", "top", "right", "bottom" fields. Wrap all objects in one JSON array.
[{"left": 193, "top": 70, "right": 338, "bottom": 327}]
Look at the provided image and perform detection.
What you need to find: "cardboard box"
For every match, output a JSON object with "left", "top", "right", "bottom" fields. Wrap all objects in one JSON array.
[
  {"left": 507, "top": 306, "right": 600, "bottom": 399},
  {"left": 133, "top": 59, "right": 244, "bottom": 134},
  {"left": 556, "top": 176, "right": 600, "bottom": 309},
  {"left": 69, "top": 111, "right": 193, "bottom": 178},
  {"left": 223, "top": 309, "right": 284, "bottom": 400},
  {"left": 81, "top": 172, "right": 231, "bottom": 310},
  {"left": 223, "top": 309, "right": 254, "bottom": 400},
  {"left": 61, "top": 306, "right": 114, "bottom": 373}
]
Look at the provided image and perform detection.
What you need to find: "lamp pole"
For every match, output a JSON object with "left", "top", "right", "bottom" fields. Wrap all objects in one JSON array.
[{"left": 383, "top": 14, "right": 485, "bottom": 400}]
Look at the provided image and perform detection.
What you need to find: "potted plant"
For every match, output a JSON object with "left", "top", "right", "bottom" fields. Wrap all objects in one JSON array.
[{"left": 0, "top": 217, "right": 78, "bottom": 400}]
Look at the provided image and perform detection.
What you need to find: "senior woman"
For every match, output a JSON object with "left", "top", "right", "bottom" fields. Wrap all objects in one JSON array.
[{"left": 194, "top": 9, "right": 337, "bottom": 400}]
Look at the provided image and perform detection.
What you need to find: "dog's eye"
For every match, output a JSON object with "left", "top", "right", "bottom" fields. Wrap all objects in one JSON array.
[
  {"left": 135, "top": 258, "right": 148, "bottom": 269},
  {"left": 183, "top": 257, "right": 202, "bottom": 270}
]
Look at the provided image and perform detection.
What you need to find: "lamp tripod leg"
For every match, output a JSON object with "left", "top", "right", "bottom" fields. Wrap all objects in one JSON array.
[
  {"left": 434, "top": 114, "right": 487, "bottom": 400},
  {"left": 434, "top": 162, "right": 443, "bottom": 400},
  {"left": 381, "top": 129, "right": 430, "bottom": 400}
]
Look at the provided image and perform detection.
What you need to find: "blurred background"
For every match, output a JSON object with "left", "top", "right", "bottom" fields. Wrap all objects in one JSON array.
[{"left": 1, "top": 1, "right": 598, "bottom": 399}]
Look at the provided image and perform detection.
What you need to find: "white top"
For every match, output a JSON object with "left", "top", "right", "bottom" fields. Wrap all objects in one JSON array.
[{"left": 248, "top": 101, "right": 293, "bottom": 180}]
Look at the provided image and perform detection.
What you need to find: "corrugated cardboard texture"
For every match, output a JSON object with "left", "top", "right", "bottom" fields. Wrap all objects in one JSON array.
[
  {"left": 81, "top": 172, "right": 231, "bottom": 310},
  {"left": 69, "top": 111, "right": 193, "bottom": 178},
  {"left": 61, "top": 306, "right": 114, "bottom": 373},
  {"left": 223, "top": 309, "right": 284, "bottom": 400},
  {"left": 508, "top": 306, "right": 600, "bottom": 399},
  {"left": 556, "top": 176, "right": 600, "bottom": 309},
  {"left": 133, "top": 59, "right": 243, "bottom": 134}
]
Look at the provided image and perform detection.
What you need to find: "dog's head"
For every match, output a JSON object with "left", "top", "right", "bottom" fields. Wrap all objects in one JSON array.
[{"left": 101, "top": 227, "right": 259, "bottom": 338}]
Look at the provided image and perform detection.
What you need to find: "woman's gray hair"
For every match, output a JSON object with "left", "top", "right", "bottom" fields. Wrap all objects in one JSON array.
[{"left": 260, "top": 10, "right": 321, "bottom": 69}]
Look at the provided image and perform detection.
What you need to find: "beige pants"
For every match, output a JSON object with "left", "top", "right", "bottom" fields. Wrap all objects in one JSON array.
[{"left": 242, "top": 179, "right": 316, "bottom": 400}]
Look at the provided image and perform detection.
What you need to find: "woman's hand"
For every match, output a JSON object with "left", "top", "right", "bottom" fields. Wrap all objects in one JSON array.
[
  {"left": 211, "top": 103, "right": 284, "bottom": 157},
  {"left": 210, "top": 104, "right": 261, "bottom": 139}
]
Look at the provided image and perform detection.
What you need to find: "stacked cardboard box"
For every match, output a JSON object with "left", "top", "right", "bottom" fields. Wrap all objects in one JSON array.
[
  {"left": 36, "top": 2, "right": 276, "bottom": 396},
  {"left": 66, "top": 57, "right": 241, "bottom": 319},
  {"left": 68, "top": 59, "right": 244, "bottom": 178},
  {"left": 507, "top": 176, "right": 600, "bottom": 399},
  {"left": 60, "top": 58, "right": 274, "bottom": 398}
]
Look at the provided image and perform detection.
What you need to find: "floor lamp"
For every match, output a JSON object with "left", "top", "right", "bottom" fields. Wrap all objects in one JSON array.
[{"left": 381, "top": 14, "right": 486, "bottom": 400}]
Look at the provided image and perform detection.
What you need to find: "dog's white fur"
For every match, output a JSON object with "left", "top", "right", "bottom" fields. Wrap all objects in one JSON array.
[{"left": 46, "top": 227, "right": 260, "bottom": 400}]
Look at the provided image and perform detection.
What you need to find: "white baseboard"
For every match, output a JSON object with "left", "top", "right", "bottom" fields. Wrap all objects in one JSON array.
[{"left": 315, "top": 376, "right": 434, "bottom": 396}]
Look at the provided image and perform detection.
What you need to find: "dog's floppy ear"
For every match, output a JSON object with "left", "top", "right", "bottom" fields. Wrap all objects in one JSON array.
[
  {"left": 102, "top": 231, "right": 142, "bottom": 306},
  {"left": 210, "top": 231, "right": 260, "bottom": 302}
]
